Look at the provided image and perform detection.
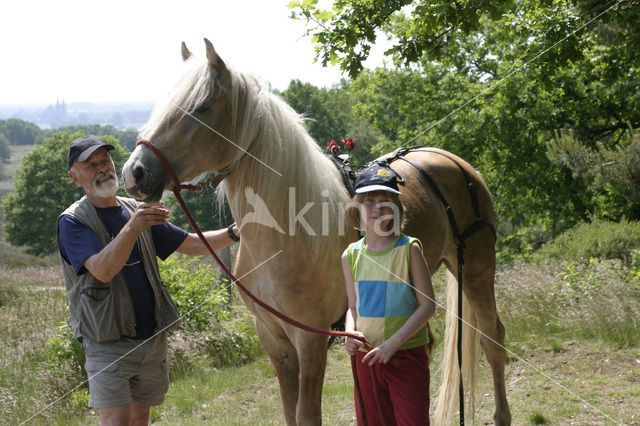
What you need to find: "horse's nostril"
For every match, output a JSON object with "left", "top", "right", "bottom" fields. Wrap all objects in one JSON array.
[{"left": 132, "top": 164, "right": 145, "bottom": 182}]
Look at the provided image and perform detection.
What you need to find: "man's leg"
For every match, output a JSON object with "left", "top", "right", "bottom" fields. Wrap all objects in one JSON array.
[
  {"left": 97, "top": 402, "right": 150, "bottom": 426},
  {"left": 98, "top": 404, "right": 131, "bottom": 426},
  {"left": 130, "top": 402, "right": 151, "bottom": 426}
]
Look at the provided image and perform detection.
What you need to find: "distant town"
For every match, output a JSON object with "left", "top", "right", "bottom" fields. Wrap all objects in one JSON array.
[{"left": 0, "top": 99, "right": 154, "bottom": 131}]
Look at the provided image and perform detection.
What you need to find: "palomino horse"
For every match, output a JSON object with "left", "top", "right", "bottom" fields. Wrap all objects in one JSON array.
[{"left": 122, "top": 39, "right": 511, "bottom": 425}]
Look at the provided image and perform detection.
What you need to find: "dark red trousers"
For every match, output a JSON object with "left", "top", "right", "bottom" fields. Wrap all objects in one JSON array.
[{"left": 354, "top": 346, "right": 430, "bottom": 426}]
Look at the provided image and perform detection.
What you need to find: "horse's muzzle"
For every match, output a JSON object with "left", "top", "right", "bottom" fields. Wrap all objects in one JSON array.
[{"left": 122, "top": 159, "right": 160, "bottom": 202}]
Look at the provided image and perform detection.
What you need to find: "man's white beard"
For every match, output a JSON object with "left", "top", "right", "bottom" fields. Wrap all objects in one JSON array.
[{"left": 93, "top": 172, "right": 119, "bottom": 198}]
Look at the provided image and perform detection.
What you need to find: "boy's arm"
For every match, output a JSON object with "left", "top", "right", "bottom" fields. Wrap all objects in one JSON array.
[{"left": 342, "top": 249, "right": 364, "bottom": 355}]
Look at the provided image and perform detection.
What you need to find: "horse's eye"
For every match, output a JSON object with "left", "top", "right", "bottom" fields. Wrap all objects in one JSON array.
[{"left": 196, "top": 104, "right": 210, "bottom": 113}]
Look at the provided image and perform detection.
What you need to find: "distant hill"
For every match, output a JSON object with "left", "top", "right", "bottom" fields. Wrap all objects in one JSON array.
[{"left": 0, "top": 101, "right": 154, "bottom": 131}]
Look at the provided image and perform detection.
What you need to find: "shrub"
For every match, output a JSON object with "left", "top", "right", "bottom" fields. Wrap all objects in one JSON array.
[
  {"left": 159, "top": 255, "right": 230, "bottom": 332},
  {"left": 167, "top": 304, "right": 262, "bottom": 378},
  {"left": 536, "top": 219, "right": 640, "bottom": 263},
  {"left": 45, "top": 321, "right": 86, "bottom": 372},
  {"left": 629, "top": 249, "right": 640, "bottom": 288},
  {"left": 201, "top": 307, "right": 262, "bottom": 367}
]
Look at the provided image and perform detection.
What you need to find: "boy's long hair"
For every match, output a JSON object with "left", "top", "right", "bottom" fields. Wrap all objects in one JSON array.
[{"left": 346, "top": 191, "right": 404, "bottom": 235}]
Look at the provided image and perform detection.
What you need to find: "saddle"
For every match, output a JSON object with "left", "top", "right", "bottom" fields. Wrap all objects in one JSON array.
[{"left": 329, "top": 145, "right": 496, "bottom": 246}]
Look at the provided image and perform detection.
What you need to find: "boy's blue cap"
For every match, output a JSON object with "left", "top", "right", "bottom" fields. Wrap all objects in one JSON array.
[{"left": 354, "top": 165, "right": 401, "bottom": 195}]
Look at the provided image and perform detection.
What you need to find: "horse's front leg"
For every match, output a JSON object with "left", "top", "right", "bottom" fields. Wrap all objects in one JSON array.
[
  {"left": 255, "top": 319, "right": 300, "bottom": 425},
  {"left": 292, "top": 329, "right": 329, "bottom": 426}
]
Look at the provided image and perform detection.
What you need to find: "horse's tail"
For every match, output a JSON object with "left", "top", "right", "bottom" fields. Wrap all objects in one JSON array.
[{"left": 434, "top": 269, "right": 481, "bottom": 425}]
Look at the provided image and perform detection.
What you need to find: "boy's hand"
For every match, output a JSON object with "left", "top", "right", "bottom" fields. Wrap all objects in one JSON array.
[
  {"left": 362, "top": 340, "right": 399, "bottom": 366},
  {"left": 344, "top": 331, "right": 365, "bottom": 356}
]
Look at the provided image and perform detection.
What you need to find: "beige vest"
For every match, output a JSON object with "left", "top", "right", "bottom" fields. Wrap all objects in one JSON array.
[{"left": 57, "top": 196, "right": 181, "bottom": 343}]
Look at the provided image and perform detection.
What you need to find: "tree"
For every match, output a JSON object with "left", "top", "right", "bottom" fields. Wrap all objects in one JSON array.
[
  {"left": 279, "top": 79, "right": 351, "bottom": 145},
  {"left": 547, "top": 126, "right": 640, "bottom": 220},
  {"left": 40, "top": 125, "right": 138, "bottom": 151},
  {"left": 279, "top": 79, "right": 385, "bottom": 166},
  {"left": 290, "top": 0, "right": 640, "bottom": 257},
  {"left": 0, "top": 119, "right": 42, "bottom": 145},
  {"left": 290, "top": 0, "right": 638, "bottom": 79},
  {"left": 2, "top": 131, "right": 129, "bottom": 255},
  {"left": 0, "top": 133, "right": 9, "bottom": 162}
]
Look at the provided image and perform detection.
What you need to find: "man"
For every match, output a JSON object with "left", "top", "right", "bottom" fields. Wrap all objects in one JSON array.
[{"left": 57, "top": 135, "right": 239, "bottom": 426}]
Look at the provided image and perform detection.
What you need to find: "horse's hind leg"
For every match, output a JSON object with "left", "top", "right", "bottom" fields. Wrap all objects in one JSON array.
[
  {"left": 464, "top": 259, "right": 511, "bottom": 425},
  {"left": 255, "top": 319, "right": 300, "bottom": 425}
]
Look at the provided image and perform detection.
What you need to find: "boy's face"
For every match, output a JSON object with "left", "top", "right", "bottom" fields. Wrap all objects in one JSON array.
[{"left": 360, "top": 191, "right": 398, "bottom": 234}]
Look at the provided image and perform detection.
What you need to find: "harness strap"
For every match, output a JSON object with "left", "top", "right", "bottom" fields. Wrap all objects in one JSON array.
[
  {"left": 328, "top": 153, "right": 356, "bottom": 197},
  {"left": 395, "top": 155, "right": 464, "bottom": 246},
  {"left": 414, "top": 148, "right": 483, "bottom": 220}
]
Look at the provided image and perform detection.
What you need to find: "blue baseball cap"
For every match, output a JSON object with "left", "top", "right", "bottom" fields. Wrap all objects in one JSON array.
[{"left": 354, "top": 165, "right": 401, "bottom": 195}]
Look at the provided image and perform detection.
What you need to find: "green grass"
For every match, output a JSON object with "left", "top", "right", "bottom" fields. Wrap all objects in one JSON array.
[
  {"left": 529, "top": 411, "right": 548, "bottom": 424},
  {"left": 0, "top": 266, "right": 82, "bottom": 425},
  {"left": 2, "top": 262, "right": 639, "bottom": 425},
  {"left": 0, "top": 144, "right": 34, "bottom": 201}
]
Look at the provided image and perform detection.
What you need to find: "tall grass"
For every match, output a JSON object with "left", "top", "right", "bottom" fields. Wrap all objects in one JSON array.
[
  {"left": 0, "top": 253, "right": 262, "bottom": 425},
  {"left": 498, "top": 259, "right": 640, "bottom": 353},
  {"left": 0, "top": 266, "right": 82, "bottom": 425}
]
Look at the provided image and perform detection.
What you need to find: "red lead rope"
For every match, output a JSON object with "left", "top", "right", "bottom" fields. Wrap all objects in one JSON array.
[{"left": 135, "top": 139, "right": 387, "bottom": 426}]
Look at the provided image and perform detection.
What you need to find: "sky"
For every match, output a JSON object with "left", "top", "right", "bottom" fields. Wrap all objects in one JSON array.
[{"left": 0, "top": 0, "right": 387, "bottom": 106}]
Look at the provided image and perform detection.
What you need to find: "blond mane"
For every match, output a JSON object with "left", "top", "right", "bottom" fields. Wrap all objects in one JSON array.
[{"left": 141, "top": 54, "right": 350, "bottom": 255}]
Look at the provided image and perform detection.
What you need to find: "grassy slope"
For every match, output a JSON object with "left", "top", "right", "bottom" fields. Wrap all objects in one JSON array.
[
  {"left": 148, "top": 262, "right": 640, "bottom": 425},
  {"left": 57, "top": 263, "right": 640, "bottom": 425},
  {"left": 0, "top": 144, "right": 33, "bottom": 197}
]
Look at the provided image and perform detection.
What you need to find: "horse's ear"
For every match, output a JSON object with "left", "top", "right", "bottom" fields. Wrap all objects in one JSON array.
[
  {"left": 204, "top": 38, "right": 227, "bottom": 72},
  {"left": 181, "top": 42, "right": 192, "bottom": 62}
]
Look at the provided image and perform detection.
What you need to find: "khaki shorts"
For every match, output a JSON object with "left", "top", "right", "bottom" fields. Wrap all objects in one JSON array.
[{"left": 83, "top": 333, "right": 169, "bottom": 408}]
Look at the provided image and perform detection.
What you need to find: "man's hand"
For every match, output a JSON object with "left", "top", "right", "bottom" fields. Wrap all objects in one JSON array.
[
  {"left": 84, "top": 202, "right": 168, "bottom": 283},
  {"left": 129, "top": 202, "right": 170, "bottom": 233}
]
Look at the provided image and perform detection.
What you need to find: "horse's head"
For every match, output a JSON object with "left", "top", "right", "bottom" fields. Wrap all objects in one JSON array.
[{"left": 123, "top": 38, "right": 245, "bottom": 202}]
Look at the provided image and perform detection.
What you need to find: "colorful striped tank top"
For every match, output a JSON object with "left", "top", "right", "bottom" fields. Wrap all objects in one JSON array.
[{"left": 347, "top": 234, "right": 429, "bottom": 350}]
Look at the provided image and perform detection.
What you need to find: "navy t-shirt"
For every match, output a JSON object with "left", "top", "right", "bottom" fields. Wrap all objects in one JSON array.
[{"left": 58, "top": 204, "right": 188, "bottom": 338}]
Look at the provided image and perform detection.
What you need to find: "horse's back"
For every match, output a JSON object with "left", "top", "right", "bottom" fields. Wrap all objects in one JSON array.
[{"left": 390, "top": 148, "right": 495, "bottom": 271}]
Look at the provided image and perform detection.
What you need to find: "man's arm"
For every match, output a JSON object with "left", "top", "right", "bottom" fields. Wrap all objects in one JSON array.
[
  {"left": 84, "top": 204, "right": 170, "bottom": 282},
  {"left": 175, "top": 225, "right": 238, "bottom": 257}
]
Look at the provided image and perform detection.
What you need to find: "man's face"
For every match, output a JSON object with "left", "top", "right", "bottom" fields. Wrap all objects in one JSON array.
[{"left": 68, "top": 148, "right": 119, "bottom": 198}]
